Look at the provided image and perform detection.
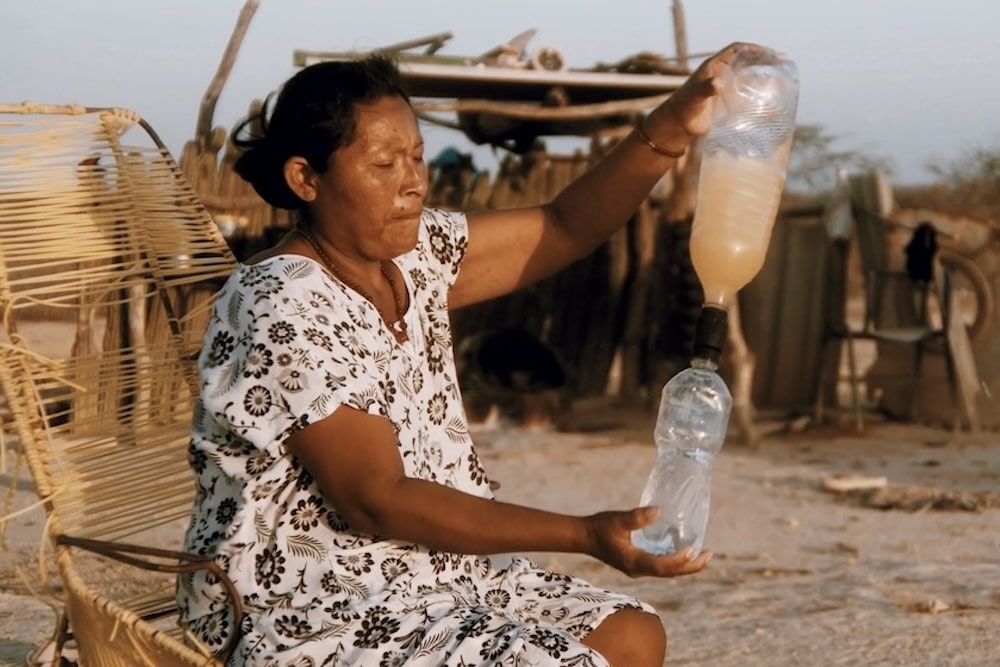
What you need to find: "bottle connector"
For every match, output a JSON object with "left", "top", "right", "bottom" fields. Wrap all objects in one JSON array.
[{"left": 693, "top": 305, "right": 728, "bottom": 363}]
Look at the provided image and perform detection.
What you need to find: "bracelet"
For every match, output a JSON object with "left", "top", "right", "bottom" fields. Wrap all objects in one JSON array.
[{"left": 634, "top": 119, "right": 686, "bottom": 159}]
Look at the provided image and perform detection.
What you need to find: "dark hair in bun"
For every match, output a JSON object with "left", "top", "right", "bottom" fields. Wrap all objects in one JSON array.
[{"left": 231, "top": 53, "right": 410, "bottom": 211}]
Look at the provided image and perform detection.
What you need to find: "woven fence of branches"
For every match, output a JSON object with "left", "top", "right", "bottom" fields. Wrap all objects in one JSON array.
[{"left": 179, "top": 130, "right": 701, "bottom": 402}]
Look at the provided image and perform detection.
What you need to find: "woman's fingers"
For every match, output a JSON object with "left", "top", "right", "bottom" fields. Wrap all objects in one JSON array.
[
  {"left": 643, "top": 547, "right": 713, "bottom": 578},
  {"left": 587, "top": 509, "right": 714, "bottom": 578}
]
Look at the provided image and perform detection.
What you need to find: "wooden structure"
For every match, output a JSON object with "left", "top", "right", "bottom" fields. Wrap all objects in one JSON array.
[
  {"left": 766, "top": 168, "right": 1000, "bottom": 432},
  {"left": 186, "top": 23, "right": 1000, "bottom": 435},
  {"left": 181, "top": 125, "right": 762, "bottom": 441},
  {"left": 294, "top": 30, "right": 690, "bottom": 152},
  {"left": 812, "top": 172, "right": 981, "bottom": 431},
  {"left": 0, "top": 104, "right": 241, "bottom": 665},
  {"left": 174, "top": 3, "right": 776, "bottom": 441},
  {"left": 851, "top": 175, "right": 995, "bottom": 429}
]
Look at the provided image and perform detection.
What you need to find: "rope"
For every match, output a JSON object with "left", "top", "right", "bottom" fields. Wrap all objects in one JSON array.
[{"left": 0, "top": 104, "right": 238, "bottom": 664}]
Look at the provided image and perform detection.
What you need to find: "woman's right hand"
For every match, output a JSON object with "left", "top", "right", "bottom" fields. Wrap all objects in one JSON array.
[
  {"left": 641, "top": 41, "right": 767, "bottom": 153},
  {"left": 584, "top": 507, "right": 712, "bottom": 578}
]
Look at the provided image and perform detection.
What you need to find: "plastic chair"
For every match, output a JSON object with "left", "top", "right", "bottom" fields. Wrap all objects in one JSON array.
[
  {"left": 814, "top": 172, "right": 964, "bottom": 431},
  {"left": 0, "top": 104, "right": 241, "bottom": 665}
]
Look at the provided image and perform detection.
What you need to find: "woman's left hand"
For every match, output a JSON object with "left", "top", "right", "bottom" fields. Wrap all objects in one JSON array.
[{"left": 584, "top": 507, "right": 713, "bottom": 578}]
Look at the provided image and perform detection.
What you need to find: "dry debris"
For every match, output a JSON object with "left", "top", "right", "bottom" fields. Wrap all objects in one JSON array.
[{"left": 821, "top": 475, "right": 1000, "bottom": 512}]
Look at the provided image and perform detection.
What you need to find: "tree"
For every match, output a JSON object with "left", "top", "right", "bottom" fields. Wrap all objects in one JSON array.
[
  {"left": 926, "top": 145, "right": 1000, "bottom": 221},
  {"left": 786, "top": 124, "right": 892, "bottom": 192}
]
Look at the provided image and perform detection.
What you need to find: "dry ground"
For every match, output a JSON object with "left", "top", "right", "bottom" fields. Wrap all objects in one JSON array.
[{"left": 0, "top": 397, "right": 998, "bottom": 666}]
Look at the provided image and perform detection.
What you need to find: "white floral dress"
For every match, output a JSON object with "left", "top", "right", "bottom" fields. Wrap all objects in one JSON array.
[{"left": 177, "top": 208, "right": 654, "bottom": 666}]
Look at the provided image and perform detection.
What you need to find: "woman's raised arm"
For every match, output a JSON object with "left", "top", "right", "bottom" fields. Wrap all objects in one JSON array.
[{"left": 449, "top": 42, "right": 759, "bottom": 310}]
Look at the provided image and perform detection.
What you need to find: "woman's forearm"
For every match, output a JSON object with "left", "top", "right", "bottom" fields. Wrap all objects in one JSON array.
[
  {"left": 363, "top": 475, "right": 592, "bottom": 556},
  {"left": 544, "top": 104, "right": 695, "bottom": 255}
]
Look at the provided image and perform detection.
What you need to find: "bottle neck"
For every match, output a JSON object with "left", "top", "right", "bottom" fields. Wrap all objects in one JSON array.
[
  {"left": 690, "top": 356, "right": 719, "bottom": 372},
  {"left": 692, "top": 305, "right": 728, "bottom": 364}
]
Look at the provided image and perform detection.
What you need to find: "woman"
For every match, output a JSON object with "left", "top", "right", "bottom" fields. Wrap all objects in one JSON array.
[{"left": 178, "top": 42, "right": 756, "bottom": 666}]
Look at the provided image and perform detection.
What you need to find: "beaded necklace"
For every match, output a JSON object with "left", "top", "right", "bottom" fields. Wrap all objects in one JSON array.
[{"left": 296, "top": 226, "right": 409, "bottom": 343}]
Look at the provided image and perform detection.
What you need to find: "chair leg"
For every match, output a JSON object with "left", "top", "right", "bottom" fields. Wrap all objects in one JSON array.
[
  {"left": 813, "top": 338, "right": 828, "bottom": 425},
  {"left": 845, "top": 336, "right": 863, "bottom": 432},
  {"left": 941, "top": 339, "right": 961, "bottom": 432},
  {"left": 25, "top": 611, "right": 71, "bottom": 667},
  {"left": 911, "top": 345, "right": 924, "bottom": 423}
]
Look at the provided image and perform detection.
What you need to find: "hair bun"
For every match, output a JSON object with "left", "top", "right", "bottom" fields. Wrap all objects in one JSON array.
[
  {"left": 228, "top": 54, "right": 410, "bottom": 214},
  {"left": 231, "top": 112, "right": 303, "bottom": 211}
]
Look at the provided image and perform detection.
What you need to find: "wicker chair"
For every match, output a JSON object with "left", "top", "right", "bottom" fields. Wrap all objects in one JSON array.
[{"left": 0, "top": 104, "right": 241, "bottom": 665}]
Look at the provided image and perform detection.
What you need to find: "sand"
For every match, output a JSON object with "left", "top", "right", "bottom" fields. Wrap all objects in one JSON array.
[
  {"left": 1, "top": 396, "right": 998, "bottom": 666},
  {"left": 479, "top": 401, "right": 1000, "bottom": 666}
]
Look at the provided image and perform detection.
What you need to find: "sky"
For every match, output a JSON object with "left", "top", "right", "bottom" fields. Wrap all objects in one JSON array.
[{"left": 2, "top": 0, "right": 998, "bottom": 185}]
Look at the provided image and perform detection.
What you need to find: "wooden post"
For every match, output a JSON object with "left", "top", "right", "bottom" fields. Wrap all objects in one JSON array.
[
  {"left": 672, "top": 0, "right": 689, "bottom": 71},
  {"left": 726, "top": 298, "right": 758, "bottom": 445},
  {"left": 619, "top": 199, "right": 657, "bottom": 399},
  {"left": 196, "top": 0, "right": 261, "bottom": 145}
]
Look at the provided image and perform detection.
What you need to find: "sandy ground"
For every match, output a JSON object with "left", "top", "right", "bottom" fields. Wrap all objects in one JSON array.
[
  {"left": 480, "top": 403, "right": 1000, "bottom": 666},
  {"left": 0, "top": 394, "right": 998, "bottom": 666}
]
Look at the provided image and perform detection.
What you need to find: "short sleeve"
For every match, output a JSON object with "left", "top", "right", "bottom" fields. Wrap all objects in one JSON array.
[
  {"left": 198, "top": 257, "right": 388, "bottom": 454},
  {"left": 420, "top": 208, "right": 468, "bottom": 285}
]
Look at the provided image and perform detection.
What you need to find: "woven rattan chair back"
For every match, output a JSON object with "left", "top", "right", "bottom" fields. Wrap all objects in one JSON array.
[{"left": 0, "top": 104, "right": 239, "bottom": 666}]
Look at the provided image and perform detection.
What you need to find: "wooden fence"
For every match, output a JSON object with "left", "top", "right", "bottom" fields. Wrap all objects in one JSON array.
[{"left": 178, "top": 134, "right": 707, "bottom": 403}]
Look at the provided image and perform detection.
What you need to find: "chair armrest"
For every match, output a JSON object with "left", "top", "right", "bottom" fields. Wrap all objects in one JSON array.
[{"left": 55, "top": 534, "right": 243, "bottom": 664}]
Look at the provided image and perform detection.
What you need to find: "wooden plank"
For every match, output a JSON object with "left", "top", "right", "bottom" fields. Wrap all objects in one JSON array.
[
  {"left": 294, "top": 50, "right": 686, "bottom": 103},
  {"left": 939, "top": 259, "right": 982, "bottom": 432}
]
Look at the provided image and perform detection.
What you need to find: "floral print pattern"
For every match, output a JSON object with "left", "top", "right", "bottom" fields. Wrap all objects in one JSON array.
[{"left": 177, "top": 209, "right": 653, "bottom": 665}]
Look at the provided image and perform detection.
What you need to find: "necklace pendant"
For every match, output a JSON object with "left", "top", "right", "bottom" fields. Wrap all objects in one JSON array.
[
  {"left": 296, "top": 227, "right": 410, "bottom": 343},
  {"left": 390, "top": 319, "right": 409, "bottom": 342}
]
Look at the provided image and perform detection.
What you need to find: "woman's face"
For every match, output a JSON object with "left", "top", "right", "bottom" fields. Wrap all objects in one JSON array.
[{"left": 312, "top": 94, "right": 428, "bottom": 261}]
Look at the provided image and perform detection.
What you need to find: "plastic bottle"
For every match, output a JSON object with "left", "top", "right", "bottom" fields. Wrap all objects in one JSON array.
[
  {"left": 689, "top": 47, "right": 800, "bottom": 309},
  {"left": 631, "top": 48, "right": 797, "bottom": 557},
  {"left": 632, "top": 306, "right": 732, "bottom": 555}
]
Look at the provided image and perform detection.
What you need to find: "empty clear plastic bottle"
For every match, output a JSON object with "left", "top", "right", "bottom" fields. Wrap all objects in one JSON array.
[{"left": 632, "top": 307, "right": 732, "bottom": 556}]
